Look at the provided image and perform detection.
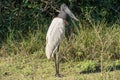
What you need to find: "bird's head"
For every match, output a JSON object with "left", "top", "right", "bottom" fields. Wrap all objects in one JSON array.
[{"left": 58, "top": 3, "right": 79, "bottom": 21}]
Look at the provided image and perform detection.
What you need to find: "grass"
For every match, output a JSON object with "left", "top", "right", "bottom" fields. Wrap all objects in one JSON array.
[
  {"left": 0, "top": 54, "right": 60, "bottom": 80},
  {"left": 0, "top": 20, "right": 120, "bottom": 80},
  {"left": 1, "top": 1, "right": 120, "bottom": 79},
  {"left": 0, "top": 53, "right": 120, "bottom": 80}
]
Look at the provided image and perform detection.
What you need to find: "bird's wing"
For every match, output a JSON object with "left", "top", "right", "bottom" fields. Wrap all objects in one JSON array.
[{"left": 46, "top": 18, "right": 65, "bottom": 59}]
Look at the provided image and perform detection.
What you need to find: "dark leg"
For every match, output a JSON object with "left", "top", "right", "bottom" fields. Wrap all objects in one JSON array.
[
  {"left": 54, "top": 52, "right": 60, "bottom": 77},
  {"left": 54, "top": 46, "right": 62, "bottom": 77}
]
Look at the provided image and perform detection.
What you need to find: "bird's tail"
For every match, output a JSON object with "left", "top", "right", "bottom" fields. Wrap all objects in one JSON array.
[{"left": 45, "top": 44, "right": 52, "bottom": 59}]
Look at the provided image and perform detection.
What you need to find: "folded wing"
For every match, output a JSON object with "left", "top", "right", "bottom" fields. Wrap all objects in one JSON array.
[{"left": 46, "top": 18, "right": 65, "bottom": 59}]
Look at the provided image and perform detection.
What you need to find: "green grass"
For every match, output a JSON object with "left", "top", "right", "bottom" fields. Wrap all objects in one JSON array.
[
  {"left": 1, "top": 1, "right": 120, "bottom": 79},
  {"left": 0, "top": 54, "right": 120, "bottom": 80},
  {"left": 0, "top": 20, "right": 120, "bottom": 80}
]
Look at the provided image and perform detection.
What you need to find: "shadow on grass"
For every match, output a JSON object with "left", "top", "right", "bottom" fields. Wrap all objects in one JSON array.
[{"left": 79, "top": 64, "right": 120, "bottom": 74}]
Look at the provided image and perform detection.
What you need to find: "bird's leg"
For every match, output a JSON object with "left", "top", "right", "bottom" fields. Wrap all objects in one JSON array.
[
  {"left": 54, "top": 46, "right": 61, "bottom": 77},
  {"left": 54, "top": 52, "right": 60, "bottom": 77}
]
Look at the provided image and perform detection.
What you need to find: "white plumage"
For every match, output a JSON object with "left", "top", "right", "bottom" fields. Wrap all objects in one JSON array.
[
  {"left": 46, "top": 17, "right": 65, "bottom": 59},
  {"left": 45, "top": 3, "right": 78, "bottom": 77}
]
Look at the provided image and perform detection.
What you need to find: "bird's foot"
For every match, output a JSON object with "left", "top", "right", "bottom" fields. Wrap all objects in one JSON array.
[{"left": 55, "top": 73, "right": 63, "bottom": 78}]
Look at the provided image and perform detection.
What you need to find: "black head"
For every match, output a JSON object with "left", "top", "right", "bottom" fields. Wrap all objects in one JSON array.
[{"left": 58, "top": 3, "right": 79, "bottom": 21}]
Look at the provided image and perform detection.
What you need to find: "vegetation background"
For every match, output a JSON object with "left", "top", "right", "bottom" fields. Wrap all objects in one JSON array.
[{"left": 0, "top": 0, "right": 120, "bottom": 80}]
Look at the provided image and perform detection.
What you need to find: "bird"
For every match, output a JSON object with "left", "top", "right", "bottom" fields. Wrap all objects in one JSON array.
[{"left": 45, "top": 3, "right": 79, "bottom": 77}]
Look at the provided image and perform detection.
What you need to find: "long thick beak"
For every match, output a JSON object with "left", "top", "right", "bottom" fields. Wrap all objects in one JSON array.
[{"left": 64, "top": 6, "right": 79, "bottom": 21}]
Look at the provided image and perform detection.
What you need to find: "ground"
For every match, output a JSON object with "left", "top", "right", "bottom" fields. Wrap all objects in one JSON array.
[{"left": 0, "top": 54, "right": 120, "bottom": 80}]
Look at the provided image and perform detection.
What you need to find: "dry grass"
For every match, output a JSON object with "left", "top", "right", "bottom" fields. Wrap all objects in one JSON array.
[
  {"left": 0, "top": 53, "right": 120, "bottom": 80},
  {"left": 0, "top": 20, "right": 120, "bottom": 80}
]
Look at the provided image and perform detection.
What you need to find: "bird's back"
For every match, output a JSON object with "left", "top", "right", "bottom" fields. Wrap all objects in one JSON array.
[{"left": 46, "top": 17, "right": 65, "bottom": 59}]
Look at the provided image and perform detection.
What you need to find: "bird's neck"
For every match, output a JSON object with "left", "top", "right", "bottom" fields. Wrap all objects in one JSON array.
[
  {"left": 57, "top": 16, "right": 68, "bottom": 25},
  {"left": 58, "top": 11, "right": 69, "bottom": 21},
  {"left": 57, "top": 12, "right": 68, "bottom": 25}
]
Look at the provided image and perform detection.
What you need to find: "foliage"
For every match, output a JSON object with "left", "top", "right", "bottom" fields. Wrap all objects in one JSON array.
[
  {"left": 59, "top": 21, "right": 120, "bottom": 61},
  {"left": 0, "top": 0, "right": 120, "bottom": 75},
  {"left": 77, "top": 60, "right": 98, "bottom": 73},
  {"left": 0, "top": 0, "right": 120, "bottom": 41},
  {"left": 0, "top": 0, "right": 120, "bottom": 60}
]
